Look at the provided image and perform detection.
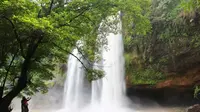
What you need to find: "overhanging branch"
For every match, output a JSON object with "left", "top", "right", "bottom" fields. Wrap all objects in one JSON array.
[
  {"left": 52, "top": 42, "right": 103, "bottom": 80},
  {"left": 58, "top": 1, "right": 100, "bottom": 28},
  {"left": 52, "top": 42, "right": 88, "bottom": 70}
]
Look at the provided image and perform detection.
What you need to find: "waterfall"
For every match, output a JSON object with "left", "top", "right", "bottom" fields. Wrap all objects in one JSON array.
[
  {"left": 63, "top": 48, "right": 85, "bottom": 109},
  {"left": 92, "top": 13, "right": 126, "bottom": 106},
  {"left": 58, "top": 12, "right": 134, "bottom": 112},
  {"left": 62, "top": 48, "right": 91, "bottom": 111}
]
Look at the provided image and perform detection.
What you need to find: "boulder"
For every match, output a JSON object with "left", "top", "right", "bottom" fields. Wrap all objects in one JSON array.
[{"left": 187, "top": 104, "right": 200, "bottom": 112}]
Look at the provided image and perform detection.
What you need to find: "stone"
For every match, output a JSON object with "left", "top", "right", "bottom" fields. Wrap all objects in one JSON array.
[{"left": 187, "top": 104, "right": 200, "bottom": 112}]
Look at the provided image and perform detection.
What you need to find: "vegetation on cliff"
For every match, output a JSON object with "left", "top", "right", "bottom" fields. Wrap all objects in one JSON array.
[{"left": 124, "top": 0, "right": 200, "bottom": 86}]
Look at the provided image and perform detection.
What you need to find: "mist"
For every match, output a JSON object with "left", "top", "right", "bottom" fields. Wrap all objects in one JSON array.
[{"left": 12, "top": 86, "right": 63, "bottom": 112}]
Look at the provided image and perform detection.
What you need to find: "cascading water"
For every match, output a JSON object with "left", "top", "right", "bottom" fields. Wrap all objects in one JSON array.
[
  {"left": 91, "top": 13, "right": 127, "bottom": 107},
  {"left": 62, "top": 45, "right": 91, "bottom": 111},
  {"left": 58, "top": 12, "right": 134, "bottom": 112},
  {"left": 63, "top": 48, "right": 85, "bottom": 109}
]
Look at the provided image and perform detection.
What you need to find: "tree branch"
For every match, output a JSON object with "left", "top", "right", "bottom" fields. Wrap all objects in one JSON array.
[
  {"left": 58, "top": 2, "right": 97, "bottom": 28},
  {"left": 1, "top": 49, "right": 18, "bottom": 98},
  {"left": 0, "top": 15, "right": 25, "bottom": 58},
  {"left": 52, "top": 42, "right": 88, "bottom": 70},
  {"left": 52, "top": 42, "right": 103, "bottom": 81},
  {"left": 61, "top": 37, "right": 105, "bottom": 69},
  {"left": 48, "top": 0, "right": 54, "bottom": 15},
  {"left": 0, "top": 30, "right": 44, "bottom": 110},
  {"left": 69, "top": 6, "right": 91, "bottom": 23}
]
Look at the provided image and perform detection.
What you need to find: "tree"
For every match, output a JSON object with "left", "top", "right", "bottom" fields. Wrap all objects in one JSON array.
[{"left": 0, "top": 0, "right": 151, "bottom": 111}]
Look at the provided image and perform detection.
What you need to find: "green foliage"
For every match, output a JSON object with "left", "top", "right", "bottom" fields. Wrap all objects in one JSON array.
[
  {"left": 120, "top": 0, "right": 152, "bottom": 35},
  {"left": 86, "top": 69, "right": 104, "bottom": 82},
  {"left": 124, "top": 0, "right": 200, "bottom": 86},
  {"left": 129, "top": 69, "right": 165, "bottom": 85},
  {"left": 180, "top": 0, "right": 200, "bottom": 12},
  {"left": 0, "top": 0, "right": 152, "bottom": 99},
  {"left": 125, "top": 53, "right": 165, "bottom": 85},
  {"left": 0, "top": 0, "right": 113, "bottom": 96},
  {"left": 194, "top": 85, "right": 200, "bottom": 99}
]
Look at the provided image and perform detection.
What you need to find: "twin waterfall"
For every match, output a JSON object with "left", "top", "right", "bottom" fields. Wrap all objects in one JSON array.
[{"left": 58, "top": 14, "right": 134, "bottom": 112}]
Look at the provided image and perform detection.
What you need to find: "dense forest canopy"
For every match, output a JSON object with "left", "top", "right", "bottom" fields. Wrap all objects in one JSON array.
[{"left": 0, "top": 0, "right": 150, "bottom": 111}]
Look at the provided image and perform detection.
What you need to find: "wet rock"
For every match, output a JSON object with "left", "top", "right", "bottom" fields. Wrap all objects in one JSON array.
[
  {"left": 127, "top": 85, "right": 198, "bottom": 106},
  {"left": 187, "top": 104, "right": 200, "bottom": 112}
]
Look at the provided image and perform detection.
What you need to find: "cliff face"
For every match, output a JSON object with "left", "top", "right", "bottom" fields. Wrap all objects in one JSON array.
[
  {"left": 156, "top": 67, "right": 200, "bottom": 88},
  {"left": 127, "top": 85, "right": 197, "bottom": 107},
  {"left": 126, "top": 67, "right": 200, "bottom": 107}
]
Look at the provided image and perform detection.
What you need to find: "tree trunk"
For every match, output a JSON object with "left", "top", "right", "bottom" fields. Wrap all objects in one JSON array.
[
  {"left": 0, "top": 55, "right": 31, "bottom": 112},
  {"left": 0, "top": 32, "right": 43, "bottom": 112},
  {"left": 0, "top": 87, "right": 3, "bottom": 100}
]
